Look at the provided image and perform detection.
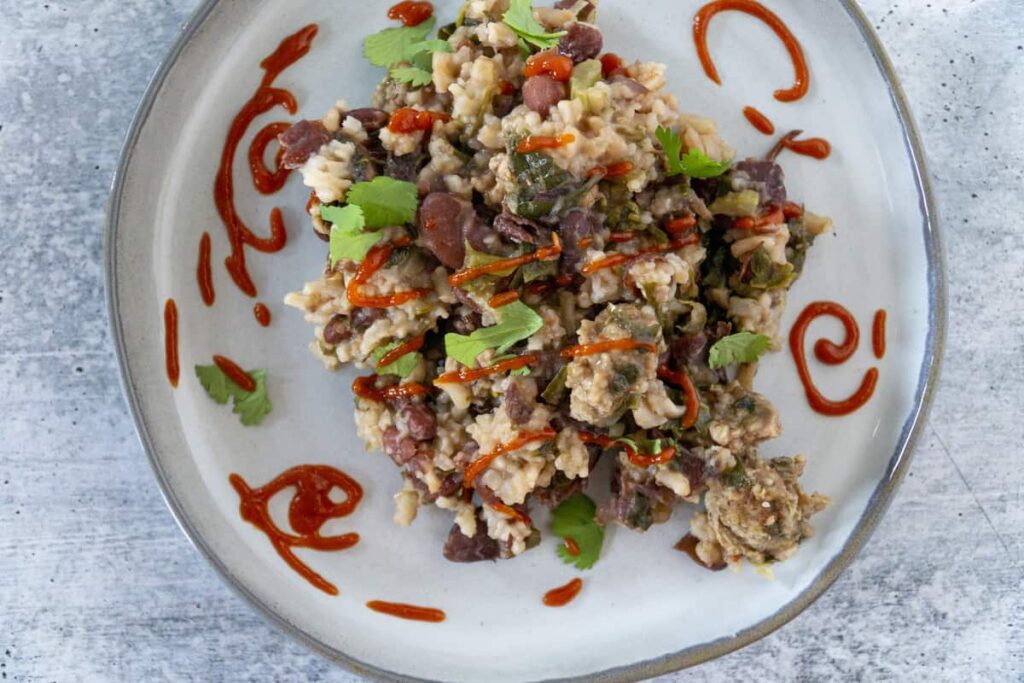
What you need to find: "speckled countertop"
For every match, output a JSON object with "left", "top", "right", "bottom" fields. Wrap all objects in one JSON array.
[{"left": 0, "top": 0, "right": 1021, "bottom": 681}]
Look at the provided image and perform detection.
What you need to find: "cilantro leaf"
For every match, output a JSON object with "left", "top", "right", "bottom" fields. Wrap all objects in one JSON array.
[
  {"left": 194, "top": 365, "right": 272, "bottom": 426},
  {"left": 195, "top": 364, "right": 236, "bottom": 404},
  {"left": 708, "top": 332, "right": 773, "bottom": 369},
  {"left": 389, "top": 66, "right": 434, "bottom": 87},
  {"left": 363, "top": 18, "right": 436, "bottom": 67},
  {"left": 406, "top": 39, "right": 452, "bottom": 55},
  {"left": 322, "top": 204, "right": 381, "bottom": 265},
  {"left": 503, "top": 0, "right": 567, "bottom": 50},
  {"left": 346, "top": 176, "right": 419, "bottom": 228},
  {"left": 551, "top": 494, "right": 604, "bottom": 570},
  {"left": 656, "top": 126, "right": 732, "bottom": 179},
  {"left": 656, "top": 126, "right": 684, "bottom": 176},
  {"left": 232, "top": 370, "right": 272, "bottom": 426},
  {"left": 444, "top": 301, "right": 543, "bottom": 367},
  {"left": 371, "top": 341, "right": 421, "bottom": 378},
  {"left": 680, "top": 148, "right": 732, "bottom": 179}
]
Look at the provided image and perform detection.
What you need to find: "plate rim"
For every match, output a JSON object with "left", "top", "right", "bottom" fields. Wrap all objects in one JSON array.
[{"left": 104, "top": 1, "right": 947, "bottom": 680}]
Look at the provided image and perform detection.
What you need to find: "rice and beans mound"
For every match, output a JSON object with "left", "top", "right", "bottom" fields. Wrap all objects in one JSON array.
[{"left": 283, "top": 0, "right": 831, "bottom": 571}]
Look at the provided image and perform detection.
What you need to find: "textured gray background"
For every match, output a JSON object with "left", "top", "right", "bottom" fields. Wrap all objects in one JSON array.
[{"left": 1, "top": 0, "right": 1022, "bottom": 681}]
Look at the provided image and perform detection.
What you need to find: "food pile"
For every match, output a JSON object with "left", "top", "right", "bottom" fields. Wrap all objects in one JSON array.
[{"left": 284, "top": 0, "right": 830, "bottom": 570}]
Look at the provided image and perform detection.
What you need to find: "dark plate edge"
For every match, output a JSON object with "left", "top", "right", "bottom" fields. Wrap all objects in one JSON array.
[{"left": 103, "top": 1, "right": 947, "bottom": 681}]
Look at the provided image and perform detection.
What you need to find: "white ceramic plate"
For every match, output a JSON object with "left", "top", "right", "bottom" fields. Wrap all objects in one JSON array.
[{"left": 106, "top": 1, "right": 944, "bottom": 680}]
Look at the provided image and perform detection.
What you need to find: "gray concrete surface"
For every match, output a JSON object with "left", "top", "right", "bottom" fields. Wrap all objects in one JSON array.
[{"left": 1, "top": 0, "right": 1022, "bottom": 680}]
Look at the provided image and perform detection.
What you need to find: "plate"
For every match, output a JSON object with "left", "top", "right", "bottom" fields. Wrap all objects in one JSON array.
[{"left": 106, "top": 0, "right": 945, "bottom": 680}]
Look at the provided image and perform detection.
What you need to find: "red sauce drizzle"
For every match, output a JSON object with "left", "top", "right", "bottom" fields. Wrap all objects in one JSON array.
[
  {"left": 249, "top": 122, "right": 291, "bottom": 195},
  {"left": 783, "top": 136, "right": 832, "bottom": 160},
  {"left": 872, "top": 309, "right": 887, "bottom": 359},
  {"left": 490, "top": 501, "right": 533, "bottom": 527},
  {"left": 449, "top": 235, "right": 562, "bottom": 287},
  {"left": 516, "top": 133, "right": 576, "bottom": 154},
  {"left": 435, "top": 355, "right": 538, "bottom": 385},
  {"left": 377, "top": 334, "right": 426, "bottom": 368},
  {"left": 563, "top": 537, "right": 581, "bottom": 557},
  {"left": 599, "top": 53, "right": 624, "bottom": 78},
  {"left": 789, "top": 301, "right": 879, "bottom": 416},
  {"left": 742, "top": 105, "right": 775, "bottom": 135},
  {"left": 347, "top": 241, "right": 431, "bottom": 308},
  {"left": 560, "top": 339, "right": 657, "bottom": 359},
  {"left": 657, "top": 365, "right": 700, "bottom": 429},
  {"left": 665, "top": 216, "right": 697, "bottom": 234},
  {"left": 543, "top": 578, "right": 583, "bottom": 607},
  {"left": 524, "top": 51, "right": 574, "bottom": 81},
  {"left": 214, "top": 24, "right": 318, "bottom": 298},
  {"left": 586, "top": 161, "right": 634, "bottom": 179},
  {"left": 230, "top": 465, "right": 362, "bottom": 596},
  {"left": 464, "top": 428, "right": 558, "bottom": 487},
  {"left": 579, "top": 238, "right": 695, "bottom": 276},
  {"left": 675, "top": 534, "right": 727, "bottom": 571},
  {"left": 253, "top": 303, "right": 272, "bottom": 327},
  {"left": 197, "top": 232, "right": 215, "bottom": 306},
  {"left": 212, "top": 354, "right": 256, "bottom": 392},
  {"left": 693, "top": 0, "right": 809, "bottom": 102},
  {"left": 387, "top": 107, "right": 450, "bottom": 134},
  {"left": 352, "top": 375, "right": 431, "bottom": 402},
  {"left": 488, "top": 290, "right": 521, "bottom": 308},
  {"left": 366, "top": 600, "right": 446, "bottom": 622},
  {"left": 387, "top": 1, "right": 434, "bottom": 27},
  {"left": 164, "top": 299, "right": 179, "bottom": 388}
]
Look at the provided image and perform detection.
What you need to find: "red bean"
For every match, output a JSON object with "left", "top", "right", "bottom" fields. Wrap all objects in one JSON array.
[
  {"left": 322, "top": 314, "right": 351, "bottom": 345},
  {"left": 345, "top": 108, "right": 390, "bottom": 132},
  {"left": 397, "top": 401, "right": 437, "bottom": 441},
  {"left": 382, "top": 427, "right": 419, "bottom": 465},
  {"left": 278, "top": 120, "right": 330, "bottom": 169},
  {"left": 558, "top": 23, "right": 603, "bottom": 63},
  {"left": 418, "top": 192, "right": 471, "bottom": 269},
  {"left": 522, "top": 75, "right": 566, "bottom": 115}
]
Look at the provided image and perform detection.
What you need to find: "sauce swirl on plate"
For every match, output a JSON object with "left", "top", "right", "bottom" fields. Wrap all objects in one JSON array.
[
  {"left": 789, "top": 301, "right": 879, "bottom": 416},
  {"left": 230, "top": 465, "right": 362, "bottom": 596},
  {"left": 693, "top": 0, "right": 809, "bottom": 102},
  {"left": 213, "top": 24, "right": 318, "bottom": 298}
]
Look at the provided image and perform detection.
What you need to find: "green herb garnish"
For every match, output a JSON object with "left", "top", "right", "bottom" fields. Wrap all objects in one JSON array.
[
  {"left": 321, "top": 177, "right": 419, "bottom": 265},
  {"left": 363, "top": 18, "right": 437, "bottom": 67},
  {"left": 371, "top": 341, "right": 421, "bottom": 378},
  {"left": 552, "top": 494, "right": 605, "bottom": 570},
  {"left": 444, "top": 301, "right": 543, "bottom": 367},
  {"left": 345, "top": 176, "right": 419, "bottom": 228},
  {"left": 389, "top": 66, "right": 435, "bottom": 87},
  {"left": 708, "top": 332, "right": 773, "bottom": 369},
  {"left": 195, "top": 365, "right": 272, "bottom": 426},
  {"left": 656, "top": 126, "right": 732, "bottom": 178},
  {"left": 502, "top": 0, "right": 567, "bottom": 50},
  {"left": 322, "top": 205, "right": 380, "bottom": 266}
]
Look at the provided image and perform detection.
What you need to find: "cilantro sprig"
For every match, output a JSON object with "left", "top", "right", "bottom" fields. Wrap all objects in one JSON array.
[
  {"left": 322, "top": 177, "right": 418, "bottom": 266},
  {"left": 346, "top": 176, "right": 419, "bottom": 227},
  {"left": 656, "top": 126, "right": 732, "bottom": 178},
  {"left": 363, "top": 19, "right": 452, "bottom": 88},
  {"left": 371, "top": 341, "right": 421, "bottom": 378},
  {"left": 195, "top": 365, "right": 272, "bottom": 426},
  {"left": 444, "top": 301, "right": 543, "bottom": 367},
  {"left": 708, "top": 332, "right": 773, "bottom": 369},
  {"left": 502, "top": 0, "right": 567, "bottom": 50},
  {"left": 323, "top": 205, "right": 379, "bottom": 266},
  {"left": 551, "top": 494, "right": 605, "bottom": 570},
  {"left": 363, "top": 18, "right": 437, "bottom": 67}
]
